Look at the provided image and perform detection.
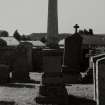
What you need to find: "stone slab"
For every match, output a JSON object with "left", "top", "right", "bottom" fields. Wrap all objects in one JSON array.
[{"left": 95, "top": 58, "right": 105, "bottom": 105}]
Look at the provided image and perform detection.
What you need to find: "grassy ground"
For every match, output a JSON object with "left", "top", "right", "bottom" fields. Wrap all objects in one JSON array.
[{"left": 0, "top": 73, "right": 95, "bottom": 105}]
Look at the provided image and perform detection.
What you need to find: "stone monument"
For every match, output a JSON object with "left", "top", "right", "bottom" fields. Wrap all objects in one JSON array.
[
  {"left": 96, "top": 57, "right": 105, "bottom": 105},
  {"left": 46, "top": 0, "right": 59, "bottom": 48},
  {"left": 62, "top": 24, "right": 83, "bottom": 84},
  {"left": 11, "top": 42, "right": 32, "bottom": 81},
  {"left": 36, "top": 0, "right": 68, "bottom": 104},
  {"left": 92, "top": 54, "right": 105, "bottom": 105}
]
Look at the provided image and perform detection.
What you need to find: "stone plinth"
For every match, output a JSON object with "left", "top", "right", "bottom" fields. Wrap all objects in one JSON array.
[{"left": 36, "top": 49, "right": 68, "bottom": 104}]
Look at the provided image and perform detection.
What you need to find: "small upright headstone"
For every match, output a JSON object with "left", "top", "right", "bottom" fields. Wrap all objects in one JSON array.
[
  {"left": 92, "top": 54, "right": 105, "bottom": 105},
  {"left": 12, "top": 42, "right": 32, "bottom": 81},
  {"left": 62, "top": 24, "right": 83, "bottom": 83},
  {"left": 96, "top": 58, "right": 105, "bottom": 105}
]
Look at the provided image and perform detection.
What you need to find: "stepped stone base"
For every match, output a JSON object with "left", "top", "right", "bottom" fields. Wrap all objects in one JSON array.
[
  {"left": 63, "top": 73, "right": 81, "bottom": 84},
  {"left": 36, "top": 95, "right": 68, "bottom": 105},
  {"left": 39, "top": 85, "right": 67, "bottom": 97},
  {"left": 36, "top": 72, "right": 68, "bottom": 104}
]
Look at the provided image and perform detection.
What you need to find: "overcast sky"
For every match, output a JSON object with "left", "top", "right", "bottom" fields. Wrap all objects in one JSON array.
[{"left": 0, "top": 0, "right": 105, "bottom": 35}]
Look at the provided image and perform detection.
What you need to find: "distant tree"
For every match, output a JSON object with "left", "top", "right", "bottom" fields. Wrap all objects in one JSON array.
[
  {"left": 79, "top": 30, "right": 84, "bottom": 34},
  {"left": 0, "top": 31, "right": 9, "bottom": 37},
  {"left": 13, "top": 30, "right": 21, "bottom": 41},
  {"left": 40, "top": 37, "right": 47, "bottom": 43},
  {"left": 0, "top": 39, "right": 7, "bottom": 47},
  {"left": 89, "top": 28, "right": 93, "bottom": 35},
  {"left": 84, "top": 29, "right": 89, "bottom": 35},
  {"left": 79, "top": 28, "right": 94, "bottom": 35},
  {"left": 21, "top": 35, "right": 27, "bottom": 41}
]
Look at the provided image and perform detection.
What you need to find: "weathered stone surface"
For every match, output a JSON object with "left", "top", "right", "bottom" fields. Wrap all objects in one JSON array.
[
  {"left": 96, "top": 59, "right": 105, "bottom": 105},
  {"left": 11, "top": 42, "right": 32, "bottom": 81},
  {"left": 42, "top": 72, "right": 62, "bottom": 84},
  {"left": 47, "top": 0, "right": 59, "bottom": 47},
  {"left": 42, "top": 49, "right": 62, "bottom": 73},
  {"left": 62, "top": 33, "right": 83, "bottom": 84},
  {"left": 63, "top": 33, "right": 83, "bottom": 72}
]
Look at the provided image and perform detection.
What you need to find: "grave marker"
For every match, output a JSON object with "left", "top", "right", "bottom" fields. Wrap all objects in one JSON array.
[
  {"left": 12, "top": 42, "right": 32, "bottom": 81},
  {"left": 62, "top": 32, "right": 83, "bottom": 84},
  {"left": 92, "top": 54, "right": 105, "bottom": 105},
  {"left": 36, "top": 49, "right": 68, "bottom": 104}
]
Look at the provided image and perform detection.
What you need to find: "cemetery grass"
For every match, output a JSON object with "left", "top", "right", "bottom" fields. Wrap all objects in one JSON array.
[{"left": 0, "top": 72, "right": 95, "bottom": 105}]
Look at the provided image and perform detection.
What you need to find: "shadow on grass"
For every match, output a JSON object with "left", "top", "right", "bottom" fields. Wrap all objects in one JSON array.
[
  {"left": 10, "top": 79, "right": 40, "bottom": 84},
  {"left": 68, "top": 95, "right": 96, "bottom": 105},
  {"left": 36, "top": 94, "right": 96, "bottom": 105},
  {"left": 0, "top": 101, "right": 15, "bottom": 105}
]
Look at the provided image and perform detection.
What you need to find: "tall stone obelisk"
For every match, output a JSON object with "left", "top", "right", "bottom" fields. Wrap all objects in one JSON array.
[
  {"left": 47, "top": 0, "right": 59, "bottom": 48},
  {"left": 36, "top": 0, "right": 68, "bottom": 104}
]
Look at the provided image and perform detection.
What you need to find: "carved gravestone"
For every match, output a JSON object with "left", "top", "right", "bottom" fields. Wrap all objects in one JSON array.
[
  {"left": 62, "top": 33, "right": 83, "bottom": 84},
  {"left": 92, "top": 54, "right": 105, "bottom": 105},
  {"left": 12, "top": 42, "right": 32, "bottom": 81}
]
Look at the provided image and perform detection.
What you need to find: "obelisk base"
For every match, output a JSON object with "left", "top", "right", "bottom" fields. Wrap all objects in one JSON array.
[
  {"left": 36, "top": 72, "right": 68, "bottom": 105},
  {"left": 62, "top": 66, "right": 82, "bottom": 84}
]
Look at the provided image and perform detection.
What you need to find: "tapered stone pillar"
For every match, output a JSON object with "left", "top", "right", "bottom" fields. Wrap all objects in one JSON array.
[
  {"left": 47, "top": 0, "right": 59, "bottom": 48},
  {"left": 36, "top": 0, "right": 68, "bottom": 104}
]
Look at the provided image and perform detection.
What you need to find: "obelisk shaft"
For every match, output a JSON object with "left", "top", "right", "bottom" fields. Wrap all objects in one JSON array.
[{"left": 47, "top": 0, "right": 58, "bottom": 47}]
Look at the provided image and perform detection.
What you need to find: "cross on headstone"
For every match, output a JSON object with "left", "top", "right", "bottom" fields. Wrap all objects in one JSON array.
[{"left": 74, "top": 24, "right": 79, "bottom": 34}]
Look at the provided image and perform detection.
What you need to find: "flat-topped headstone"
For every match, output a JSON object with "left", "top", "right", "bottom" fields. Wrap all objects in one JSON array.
[{"left": 12, "top": 42, "right": 32, "bottom": 81}]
